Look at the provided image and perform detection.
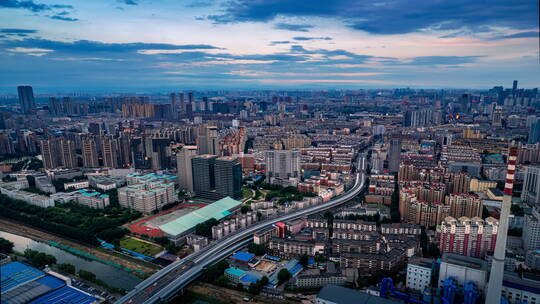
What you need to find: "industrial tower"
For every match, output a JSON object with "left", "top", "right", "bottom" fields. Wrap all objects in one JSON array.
[{"left": 485, "top": 146, "right": 518, "bottom": 303}]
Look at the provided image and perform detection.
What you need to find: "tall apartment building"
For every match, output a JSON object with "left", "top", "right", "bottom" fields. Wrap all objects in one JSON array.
[
  {"left": 265, "top": 150, "right": 300, "bottom": 183},
  {"left": 523, "top": 208, "right": 540, "bottom": 251},
  {"left": 438, "top": 216, "right": 498, "bottom": 258},
  {"left": 197, "top": 126, "right": 219, "bottom": 155},
  {"left": 192, "top": 154, "right": 218, "bottom": 199},
  {"left": 101, "top": 136, "right": 118, "bottom": 168},
  {"left": 191, "top": 154, "right": 242, "bottom": 200},
  {"left": 388, "top": 139, "right": 401, "bottom": 173},
  {"left": 40, "top": 138, "right": 77, "bottom": 169},
  {"left": 447, "top": 193, "right": 482, "bottom": 219},
  {"left": 522, "top": 166, "right": 540, "bottom": 204},
  {"left": 82, "top": 137, "right": 99, "bottom": 168},
  {"left": 17, "top": 85, "right": 35, "bottom": 114},
  {"left": 403, "top": 109, "right": 433, "bottom": 127},
  {"left": 40, "top": 139, "right": 56, "bottom": 169},
  {"left": 214, "top": 156, "right": 243, "bottom": 200},
  {"left": 177, "top": 145, "right": 197, "bottom": 193}
]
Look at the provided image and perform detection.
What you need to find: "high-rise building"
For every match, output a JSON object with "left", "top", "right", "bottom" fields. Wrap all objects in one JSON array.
[
  {"left": 82, "top": 137, "right": 99, "bottom": 168},
  {"left": 403, "top": 109, "right": 433, "bottom": 127},
  {"left": 40, "top": 137, "right": 77, "bottom": 169},
  {"left": 179, "top": 92, "right": 185, "bottom": 113},
  {"left": 177, "top": 145, "right": 197, "bottom": 193},
  {"left": 460, "top": 94, "right": 471, "bottom": 114},
  {"left": 492, "top": 106, "right": 503, "bottom": 126},
  {"left": 215, "top": 156, "right": 243, "bottom": 200},
  {"left": 17, "top": 85, "right": 35, "bottom": 114},
  {"left": 101, "top": 136, "right": 118, "bottom": 168},
  {"left": 197, "top": 126, "right": 219, "bottom": 155},
  {"left": 149, "top": 137, "right": 171, "bottom": 170},
  {"left": 265, "top": 150, "right": 300, "bottom": 183},
  {"left": 40, "top": 139, "right": 56, "bottom": 169},
  {"left": 523, "top": 208, "right": 540, "bottom": 251},
  {"left": 388, "top": 139, "right": 401, "bottom": 173},
  {"left": 170, "top": 93, "right": 177, "bottom": 119},
  {"left": 521, "top": 166, "right": 540, "bottom": 204},
  {"left": 528, "top": 121, "right": 540, "bottom": 144},
  {"left": 59, "top": 138, "right": 77, "bottom": 169},
  {"left": 447, "top": 193, "right": 482, "bottom": 219},
  {"left": 513, "top": 80, "right": 518, "bottom": 91},
  {"left": 192, "top": 154, "right": 218, "bottom": 199},
  {"left": 438, "top": 216, "right": 498, "bottom": 258}
]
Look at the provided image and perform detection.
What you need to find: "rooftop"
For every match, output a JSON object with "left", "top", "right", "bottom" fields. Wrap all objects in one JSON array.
[
  {"left": 317, "top": 285, "right": 400, "bottom": 304},
  {"left": 159, "top": 196, "right": 242, "bottom": 236}
]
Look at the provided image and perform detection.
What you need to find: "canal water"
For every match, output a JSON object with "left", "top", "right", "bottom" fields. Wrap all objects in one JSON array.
[{"left": 0, "top": 230, "right": 143, "bottom": 290}]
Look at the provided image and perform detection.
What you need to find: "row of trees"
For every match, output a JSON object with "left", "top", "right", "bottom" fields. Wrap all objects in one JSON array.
[
  {"left": 0, "top": 237, "right": 14, "bottom": 254},
  {"left": 23, "top": 249, "right": 57, "bottom": 268},
  {"left": 0, "top": 194, "right": 140, "bottom": 245}
]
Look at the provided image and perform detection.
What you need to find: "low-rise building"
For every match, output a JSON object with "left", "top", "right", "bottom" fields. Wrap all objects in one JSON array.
[
  {"left": 0, "top": 181, "right": 54, "bottom": 207},
  {"left": 63, "top": 180, "right": 89, "bottom": 190},
  {"left": 118, "top": 174, "right": 175, "bottom": 213},
  {"left": 74, "top": 189, "right": 110, "bottom": 209},
  {"left": 406, "top": 257, "right": 433, "bottom": 292},
  {"left": 438, "top": 253, "right": 488, "bottom": 292}
]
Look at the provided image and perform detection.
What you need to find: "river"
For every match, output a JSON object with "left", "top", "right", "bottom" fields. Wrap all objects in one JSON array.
[{"left": 0, "top": 230, "right": 142, "bottom": 290}]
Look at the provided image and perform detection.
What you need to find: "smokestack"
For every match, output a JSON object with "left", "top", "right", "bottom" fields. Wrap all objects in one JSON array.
[{"left": 485, "top": 146, "right": 518, "bottom": 303}]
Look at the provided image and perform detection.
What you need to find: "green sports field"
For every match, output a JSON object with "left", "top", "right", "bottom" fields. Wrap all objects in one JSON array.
[{"left": 119, "top": 237, "right": 163, "bottom": 257}]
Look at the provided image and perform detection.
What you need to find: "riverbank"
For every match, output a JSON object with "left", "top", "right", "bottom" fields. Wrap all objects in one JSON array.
[{"left": 0, "top": 217, "right": 158, "bottom": 277}]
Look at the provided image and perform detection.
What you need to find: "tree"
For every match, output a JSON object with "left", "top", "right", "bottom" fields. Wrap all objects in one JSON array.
[
  {"left": 277, "top": 269, "right": 291, "bottom": 285},
  {"left": 58, "top": 263, "right": 76, "bottom": 275},
  {"left": 24, "top": 249, "right": 56, "bottom": 268},
  {"left": 511, "top": 204, "right": 524, "bottom": 216},
  {"left": 0, "top": 237, "right": 14, "bottom": 254},
  {"left": 78, "top": 269, "right": 97, "bottom": 282},
  {"left": 241, "top": 205, "right": 251, "bottom": 214},
  {"left": 166, "top": 243, "right": 180, "bottom": 254},
  {"left": 195, "top": 218, "right": 219, "bottom": 238},
  {"left": 248, "top": 243, "right": 267, "bottom": 255}
]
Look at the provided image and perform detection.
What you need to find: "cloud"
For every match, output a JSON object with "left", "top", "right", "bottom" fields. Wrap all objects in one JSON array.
[
  {"left": 118, "top": 0, "right": 137, "bottom": 5},
  {"left": 0, "top": 0, "right": 73, "bottom": 12},
  {"left": 490, "top": 31, "right": 539, "bottom": 40},
  {"left": 404, "top": 56, "right": 482, "bottom": 66},
  {"left": 0, "top": 28, "right": 38, "bottom": 34},
  {"left": 208, "top": 0, "right": 538, "bottom": 35},
  {"left": 0, "top": 28, "right": 38, "bottom": 37},
  {"left": 0, "top": 38, "right": 223, "bottom": 54},
  {"left": 185, "top": 1, "right": 213, "bottom": 8},
  {"left": 293, "top": 36, "right": 332, "bottom": 41},
  {"left": 1, "top": 0, "right": 78, "bottom": 22},
  {"left": 269, "top": 40, "right": 290, "bottom": 45},
  {"left": 274, "top": 23, "right": 313, "bottom": 32}
]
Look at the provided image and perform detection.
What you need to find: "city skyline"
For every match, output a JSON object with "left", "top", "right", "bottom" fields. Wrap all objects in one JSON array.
[{"left": 1, "top": 0, "right": 539, "bottom": 93}]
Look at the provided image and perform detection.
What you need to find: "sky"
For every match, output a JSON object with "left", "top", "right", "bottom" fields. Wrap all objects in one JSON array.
[{"left": 0, "top": 0, "right": 539, "bottom": 93}]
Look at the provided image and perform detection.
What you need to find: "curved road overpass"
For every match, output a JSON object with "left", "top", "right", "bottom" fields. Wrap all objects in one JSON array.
[{"left": 118, "top": 158, "right": 367, "bottom": 304}]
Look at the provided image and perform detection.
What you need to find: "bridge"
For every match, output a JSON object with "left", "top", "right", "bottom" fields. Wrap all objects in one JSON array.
[{"left": 117, "top": 156, "right": 367, "bottom": 304}]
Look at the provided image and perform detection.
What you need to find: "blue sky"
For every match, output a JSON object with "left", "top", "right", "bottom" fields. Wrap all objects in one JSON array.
[{"left": 0, "top": 0, "right": 539, "bottom": 93}]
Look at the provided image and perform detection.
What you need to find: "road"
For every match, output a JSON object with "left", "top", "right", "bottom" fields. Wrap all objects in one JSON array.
[{"left": 117, "top": 156, "right": 367, "bottom": 304}]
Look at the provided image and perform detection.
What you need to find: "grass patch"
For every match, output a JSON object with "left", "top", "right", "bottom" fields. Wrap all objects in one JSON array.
[
  {"left": 119, "top": 237, "right": 162, "bottom": 257},
  {"left": 242, "top": 187, "right": 252, "bottom": 199}
]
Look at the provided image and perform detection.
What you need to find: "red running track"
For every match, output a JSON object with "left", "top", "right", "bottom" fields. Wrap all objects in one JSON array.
[{"left": 127, "top": 203, "right": 206, "bottom": 237}]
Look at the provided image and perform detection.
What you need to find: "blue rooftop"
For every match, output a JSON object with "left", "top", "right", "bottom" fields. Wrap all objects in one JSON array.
[
  {"left": 1, "top": 262, "right": 45, "bottom": 293},
  {"left": 240, "top": 274, "right": 259, "bottom": 283},
  {"left": 230, "top": 251, "right": 255, "bottom": 263},
  {"left": 35, "top": 275, "right": 65, "bottom": 289},
  {"left": 225, "top": 267, "right": 245, "bottom": 277},
  {"left": 29, "top": 286, "right": 98, "bottom": 304}
]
